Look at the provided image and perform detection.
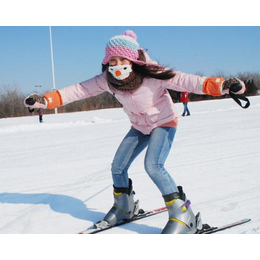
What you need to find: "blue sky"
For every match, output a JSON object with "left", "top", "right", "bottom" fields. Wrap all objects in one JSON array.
[{"left": 0, "top": 26, "right": 259, "bottom": 94}]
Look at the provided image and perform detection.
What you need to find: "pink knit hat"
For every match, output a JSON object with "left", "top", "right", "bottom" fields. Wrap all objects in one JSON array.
[{"left": 102, "top": 30, "right": 146, "bottom": 65}]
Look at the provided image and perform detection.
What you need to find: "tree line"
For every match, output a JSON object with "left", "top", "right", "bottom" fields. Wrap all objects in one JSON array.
[{"left": 0, "top": 71, "right": 259, "bottom": 119}]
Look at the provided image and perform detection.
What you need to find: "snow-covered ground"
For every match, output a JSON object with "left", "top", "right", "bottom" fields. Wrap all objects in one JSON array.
[
  {"left": 1, "top": 96, "right": 259, "bottom": 258},
  {"left": 0, "top": 96, "right": 260, "bottom": 235}
]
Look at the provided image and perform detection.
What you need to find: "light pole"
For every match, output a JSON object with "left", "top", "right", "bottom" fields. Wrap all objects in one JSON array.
[
  {"left": 49, "top": 26, "right": 58, "bottom": 114},
  {"left": 35, "top": 85, "right": 41, "bottom": 94}
]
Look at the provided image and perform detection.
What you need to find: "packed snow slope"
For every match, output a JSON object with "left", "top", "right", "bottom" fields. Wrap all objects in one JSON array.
[{"left": 0, "top": 96, "right": 259, "bottom": 234}]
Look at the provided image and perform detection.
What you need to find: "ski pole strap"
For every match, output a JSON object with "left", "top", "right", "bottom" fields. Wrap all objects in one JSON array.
[
  {"left": 28, "top": 107, "right": 35, "bottom": 113},
  {"left": 229, "top": 91, "right": 250, "bottom": 109}
]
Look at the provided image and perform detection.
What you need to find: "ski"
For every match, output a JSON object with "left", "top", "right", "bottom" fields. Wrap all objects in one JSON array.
[
  {"left": 78, "top": 206, "right": 168, "bottom": 234},
  {"left": 198, "top": 218, "right": 251, "bottom": 234},
  {"left": 78, "top": 206, "right": 251, "bottom": 234}
]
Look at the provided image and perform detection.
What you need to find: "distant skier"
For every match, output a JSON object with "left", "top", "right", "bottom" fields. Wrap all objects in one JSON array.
[
  {"left": 37, "top": 109, "right": 43, "bottom": 123},
  {"left": 24, "top": 30, "right": 246, "bottom": 234},
  {"left": 180, "top": 91, "right": 191, "bottom": 116}
]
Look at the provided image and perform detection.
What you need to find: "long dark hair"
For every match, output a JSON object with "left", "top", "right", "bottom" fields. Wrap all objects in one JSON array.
[{"left": 102, "top": 49, "right": 175, "bottom": 80}]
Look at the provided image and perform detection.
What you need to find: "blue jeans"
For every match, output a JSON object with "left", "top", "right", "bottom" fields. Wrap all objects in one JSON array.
[{"left": 111, "top": 127, "right": 178, "bottom": 196}]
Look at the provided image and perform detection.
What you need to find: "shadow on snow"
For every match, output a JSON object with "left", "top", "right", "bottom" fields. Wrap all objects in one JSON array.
[{"left": 0, "top": 190, "right": 162, "bottom": 234}]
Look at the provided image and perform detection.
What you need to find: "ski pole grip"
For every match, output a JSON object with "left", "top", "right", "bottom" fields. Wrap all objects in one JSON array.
[
  {"left": 229, "top": 83, "right": 242, "bottom": 93},
  {"left": 25, "top": 97, "right": 36, "bottom": 106}
]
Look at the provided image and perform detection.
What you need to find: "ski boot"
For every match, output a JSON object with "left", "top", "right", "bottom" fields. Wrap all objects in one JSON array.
[
  {"left": 95, "top": 179, "right": 139, "bottom": 228},
  {"left": 161, "top": 186, "right": 202, "bottom": 234}
]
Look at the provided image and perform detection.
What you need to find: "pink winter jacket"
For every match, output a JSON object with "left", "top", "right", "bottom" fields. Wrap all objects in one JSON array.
[{"left": 44, "top": 71, "right": 224, "bottom": 135}]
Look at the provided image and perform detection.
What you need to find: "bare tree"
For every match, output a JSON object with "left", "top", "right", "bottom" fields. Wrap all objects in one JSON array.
[{"left": 0, "top": 85, "right": 27, "bottom": 118}]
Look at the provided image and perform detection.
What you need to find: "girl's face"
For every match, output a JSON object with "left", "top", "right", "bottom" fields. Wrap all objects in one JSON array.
[{"left": 108, "top": 56, "right": 132, "bottom": 67}]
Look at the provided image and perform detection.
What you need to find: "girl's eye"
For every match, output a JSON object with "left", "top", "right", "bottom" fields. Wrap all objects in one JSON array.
[{"left": 109, "top": 59, "right": 116, "bottom": 65}]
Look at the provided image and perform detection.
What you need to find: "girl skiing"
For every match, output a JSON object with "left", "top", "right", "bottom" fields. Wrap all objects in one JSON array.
[{"left": 24, "top": 30, "right": 245, "bottom": 234}]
